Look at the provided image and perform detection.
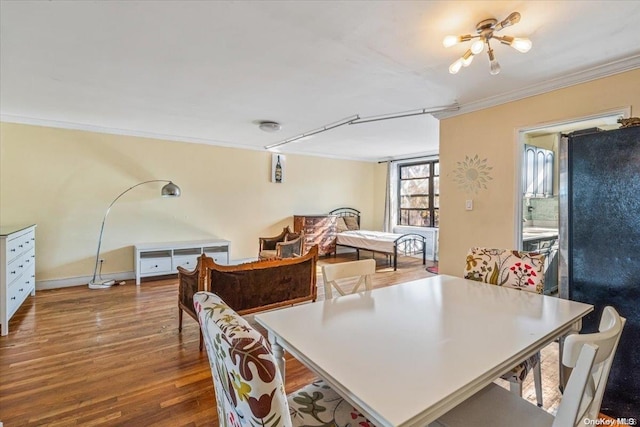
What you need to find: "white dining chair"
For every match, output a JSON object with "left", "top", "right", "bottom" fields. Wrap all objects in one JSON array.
[
  {"left": 562, "top": 306, "right": 625, "bottom": 423},
  {"left": 321, "top": 258, "right": 376, "bottom": 299},
  {"left": 430, "top": 305, "right": 625, "bottom": 427},
  {"left": 431, "top": 343, "right": 598, "bottom": 427}
]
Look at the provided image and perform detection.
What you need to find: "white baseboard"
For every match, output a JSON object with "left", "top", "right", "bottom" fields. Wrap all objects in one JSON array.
[{"left": 36, "top": 271, "right": 136, "bottom": 290}]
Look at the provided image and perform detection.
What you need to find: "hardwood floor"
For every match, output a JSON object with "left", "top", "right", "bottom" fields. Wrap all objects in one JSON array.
[{"left": 0, "top": 252, "right": 610, "bottom": 426}]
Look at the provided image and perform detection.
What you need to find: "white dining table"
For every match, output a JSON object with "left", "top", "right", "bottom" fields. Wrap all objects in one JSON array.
[{"left": 254, "top": 274, "right": 593, "bottom": 427}]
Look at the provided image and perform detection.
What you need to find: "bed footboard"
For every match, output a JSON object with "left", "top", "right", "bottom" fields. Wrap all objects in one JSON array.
[
  {"left": 393, "top": 233, "right": 426, "bottom": 270},
  {"left": 335, "top": 232, "right": 426, "bottom": 271}
]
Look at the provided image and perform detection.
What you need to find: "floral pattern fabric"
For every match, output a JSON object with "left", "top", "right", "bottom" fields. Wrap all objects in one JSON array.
[
  {"left": 464, "top": 247, "right": 545, "bottom": 294},
  {"left": 463, "top": 248, "right": 545, "bottom": 385},
  {"left": 194, "top": 291, "right": 376, "bottom": 427}
]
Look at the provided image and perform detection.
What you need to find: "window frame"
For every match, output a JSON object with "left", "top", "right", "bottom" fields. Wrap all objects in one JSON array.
[{"left": 397, "top": 159, "right": 439, "bottom": 228}]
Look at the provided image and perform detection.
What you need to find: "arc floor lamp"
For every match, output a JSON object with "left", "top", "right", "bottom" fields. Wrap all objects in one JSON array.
[{"left": 88, "top": 180, "right": 181, "bottom": 290}]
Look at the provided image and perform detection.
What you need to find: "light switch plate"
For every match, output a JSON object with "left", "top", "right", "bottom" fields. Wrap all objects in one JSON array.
[{"left": 465, "top": 199, "right": 473, "bottom": 210}]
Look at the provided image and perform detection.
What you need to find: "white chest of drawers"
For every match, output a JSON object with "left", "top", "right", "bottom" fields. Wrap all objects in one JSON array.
[
  {"left": 1, "top": 224, "right": 36, "bottom": 336},
  {"left": 134, "top": 239, "right": 229, "bottom": 284}
]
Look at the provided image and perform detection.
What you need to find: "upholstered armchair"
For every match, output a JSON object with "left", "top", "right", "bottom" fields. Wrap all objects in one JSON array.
[
  {"left": 259, "top": 226, "right": 304, "bottom": 259},
  {"left": 193, "top": 291, "right": 376, "bottom": 426},
  {"left": 463, "top": 247, "right": 546, "bottom": 406}
]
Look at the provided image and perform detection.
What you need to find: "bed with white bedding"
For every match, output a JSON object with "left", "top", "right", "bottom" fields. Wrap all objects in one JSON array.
[{"left": 329, "top": 207, "right": 426, "bottom": 270}]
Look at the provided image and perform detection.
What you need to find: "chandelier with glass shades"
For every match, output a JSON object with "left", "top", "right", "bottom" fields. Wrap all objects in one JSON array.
[{"left": 443, "top": 12, "right": 532, "bottom": 75}]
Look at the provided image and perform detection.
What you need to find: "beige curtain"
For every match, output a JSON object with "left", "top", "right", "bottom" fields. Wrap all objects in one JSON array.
[{"left": 383, "top": 161, "right": 398, "bottom": 232}]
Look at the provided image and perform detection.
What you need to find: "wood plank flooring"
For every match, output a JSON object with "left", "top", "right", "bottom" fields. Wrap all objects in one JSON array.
[{"left": 0, "top": 252, "right": 612, "bottom": 426}]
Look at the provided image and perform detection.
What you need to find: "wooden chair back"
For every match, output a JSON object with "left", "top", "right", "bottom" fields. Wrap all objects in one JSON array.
[{"left": 202, "top": 245, "right": 318, "bottom": 315}]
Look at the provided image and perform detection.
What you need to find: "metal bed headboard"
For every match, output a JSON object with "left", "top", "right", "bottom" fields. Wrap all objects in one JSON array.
[{"left": 328, "top": 207, "right": 361, "bottom": 227}]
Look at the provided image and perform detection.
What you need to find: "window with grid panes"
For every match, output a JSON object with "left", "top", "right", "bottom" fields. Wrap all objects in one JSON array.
[{"left": 398, "top": 160, "right": 439, "bottom": 228}]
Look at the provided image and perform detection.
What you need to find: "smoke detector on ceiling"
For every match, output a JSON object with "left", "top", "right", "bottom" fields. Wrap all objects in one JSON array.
[{"left": 258, "top": 121, "right": 282, "bottom": 132}]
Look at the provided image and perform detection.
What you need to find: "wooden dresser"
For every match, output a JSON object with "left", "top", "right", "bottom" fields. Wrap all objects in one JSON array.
[{"left": 294, "top": 215, "right": 337, "bottom": 256}]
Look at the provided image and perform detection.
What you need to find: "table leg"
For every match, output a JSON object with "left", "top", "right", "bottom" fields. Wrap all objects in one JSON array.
[
  {"left": 268, "top": 332, "right": 286, "bottom": 382},
  {"left": 558, "top": 335, "right": 567, "bottom": 393}
]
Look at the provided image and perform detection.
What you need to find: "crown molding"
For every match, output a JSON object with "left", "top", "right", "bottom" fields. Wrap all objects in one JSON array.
[
  {"left": 433, "top": 54, "right": 640, "bottom": 120},
  {"left": 0, "top": 114, "right": 265, "bottom": 152}
]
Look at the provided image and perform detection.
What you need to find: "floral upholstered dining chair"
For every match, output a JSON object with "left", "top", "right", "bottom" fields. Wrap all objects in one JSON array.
[
  {"left": 464, "top": 247, "right": 545, "bottom": 293},
  {"left": 193, "top": 291, "right": 376, "bottom": 427},
  {"left": 463, "top": 247, "right": 546, "bottom": 407}
]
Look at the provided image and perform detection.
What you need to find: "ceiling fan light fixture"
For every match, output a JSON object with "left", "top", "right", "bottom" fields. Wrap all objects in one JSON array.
[{"left": 443, "top": 11, "right": 530, "bottom": 75}]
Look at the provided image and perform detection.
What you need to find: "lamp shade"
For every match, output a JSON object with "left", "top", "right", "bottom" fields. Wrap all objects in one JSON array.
[{"left": 161, "top": 181, "right": 181, "bottom": 197}]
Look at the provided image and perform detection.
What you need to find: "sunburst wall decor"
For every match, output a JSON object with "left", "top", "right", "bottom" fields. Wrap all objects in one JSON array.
[{"left": 452, "top": 154, "right": 493, "bottom": 194}]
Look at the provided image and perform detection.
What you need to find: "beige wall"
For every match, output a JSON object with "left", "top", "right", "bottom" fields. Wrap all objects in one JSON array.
[
  {"left": 439, "top": 68, "right": 640, "bottom": 275},
  {"left": 0, "top": 123, "right": 376, "bottom": 284}
]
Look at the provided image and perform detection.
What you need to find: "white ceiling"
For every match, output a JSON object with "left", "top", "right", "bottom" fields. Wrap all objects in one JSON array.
[{"left": 1, "top": 1, "right": 639, "bottom": 162}]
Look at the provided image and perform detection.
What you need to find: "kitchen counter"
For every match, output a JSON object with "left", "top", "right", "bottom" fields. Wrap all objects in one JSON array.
[{"left": 522, "top": 227, "right": 558, "bottom": 242}]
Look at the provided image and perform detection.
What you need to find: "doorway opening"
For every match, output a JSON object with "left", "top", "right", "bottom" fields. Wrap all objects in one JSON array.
[{"left": 515, "top": 108, "right": 628, "bottom": 295}]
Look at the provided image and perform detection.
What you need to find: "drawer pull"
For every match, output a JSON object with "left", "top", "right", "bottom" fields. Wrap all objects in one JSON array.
[
  {"left": 19, "top": 265, "right": 24, "bottom": 268},
  {"left": 10, "top": 248, "right": 16, "bottom": 252},
  {"left": 19, "top": 244, "right": 23, "bottom": 248},
  {"left": 11, "top": 296, "right": 16, "bottom": 300},
  {"left": 11, "top": 271, "right": 16, "bottom": 275},
  {"left": 20, "top": 288, "right": 24, "bottom": 291}
]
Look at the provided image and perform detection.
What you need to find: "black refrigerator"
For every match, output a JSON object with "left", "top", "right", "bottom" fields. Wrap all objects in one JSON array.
[{"left": 561, "top": 125, "right": 640, "bottom": 415}]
